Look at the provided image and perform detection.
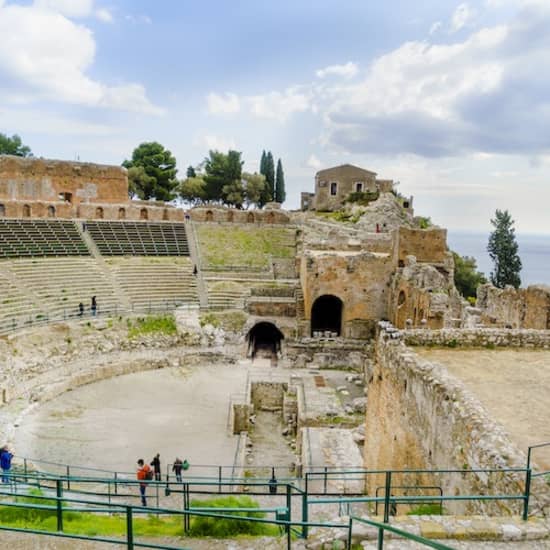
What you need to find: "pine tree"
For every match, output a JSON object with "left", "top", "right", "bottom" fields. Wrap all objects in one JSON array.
[
  {"left": 487, "top": 209, "right": 522, "bottom": 289},
  {"left": 275, "top": 158, "right": 286, "bottom": 204}
]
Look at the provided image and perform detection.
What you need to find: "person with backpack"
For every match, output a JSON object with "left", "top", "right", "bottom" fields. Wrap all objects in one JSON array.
[
  {"left": 136, "top": 459, "right": 152, "bottom": 506},
  {"left": 1, "top": 445, "right": 13, "bottom": 484},
  {"left": 151, "top": 453, "right": 161, "bottom": 481}
]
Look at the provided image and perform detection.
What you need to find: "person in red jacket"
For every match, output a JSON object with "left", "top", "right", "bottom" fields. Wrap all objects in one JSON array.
[{"left": 136, "top": 459, "right": 152, "bottom": 506}]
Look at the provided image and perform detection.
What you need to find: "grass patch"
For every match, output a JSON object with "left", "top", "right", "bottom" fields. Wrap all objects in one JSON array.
[
  {"left": 188, "top": 495, "right": 278, "bottom": 537},
  {"left": 127, "top": 315, "right": 177, "bottom": 338},
  {"left": 407, "top": 503, "right": 444, "bottom": 515},
  {"left": 197, "top": 225, "right": 295, "bottom": 268},
  {"left": 200, "top": 310, "right": 247, "bottom": 331}
]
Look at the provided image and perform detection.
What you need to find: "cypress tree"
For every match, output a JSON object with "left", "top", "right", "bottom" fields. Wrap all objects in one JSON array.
[
  {"left": 265, "top": 152, "right": 275, "bottom": 202},
  {"left": 260, "top": 150, "right": 267, "bottom": 177},
  {"left": 487, "top": 209, "right": 522, "bottom": 289},
  {"left": 275, "top": 158, "right": 286, "bottom": 204}
]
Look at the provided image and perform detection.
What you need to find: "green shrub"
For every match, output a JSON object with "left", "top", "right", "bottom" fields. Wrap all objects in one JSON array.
[
  {"left": 345, "top": 190, "right": 379, "bottom": 205},
  {"left": 188, "top": 495, "right": 278, "bottom": 537},
  {"left": 128, "top": 315, "right": 177, "bottom": 338},
  {"left": 407, "top": 503, "right": 444, "bottom": 515}
]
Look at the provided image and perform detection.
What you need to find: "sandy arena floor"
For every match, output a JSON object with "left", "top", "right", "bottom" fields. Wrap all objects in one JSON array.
[{"left": 415, "top": 347, "right": 550, "bottom": 470}]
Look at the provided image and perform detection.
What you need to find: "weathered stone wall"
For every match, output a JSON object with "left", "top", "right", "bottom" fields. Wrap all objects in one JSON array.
[
  {"left": 286, "top": 340, "right": 369, "bottom": 369},
  {"left": 365, "top": 323, "right": 533, "bottom": 515},
  {"left": 403, "top": 327, "right": 550, "bottom": 348},
  {"left": 0, "top": 155, "right": 128, "bottom": 205},
  {"left": 189, "top": 206, "right": 290, "bottom": 224},
  {"left": 300, "top": 249, "right": 394, "bottom": 338},
  {"left": 394, "top": 227, "right": 448, "bottom": 265},
  {"left": 77, "top": 202, "right": 184, "bottom": 222},
  {"left": 477, "top": 284, "right": 550, "bottom": 329},
  {"left": 250, "top": 382, "right": 286, "bottom": 410}
]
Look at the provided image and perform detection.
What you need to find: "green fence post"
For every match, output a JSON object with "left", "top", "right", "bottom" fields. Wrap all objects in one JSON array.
[
  {"left": 286, "top": 484, "right": 291, "bottom": 537},
  {"left": 56, "top": 479, "right": 63, "bottom": 532},
  {"left": 302, "top": 488, "right": 308, "bottom": 539},
  {"left": 126, "top": 506, "right": 134, "bottom": 550},
  {"left": 23, "top": 458, "right": 28, "bottom": 483},
  {"left": 523, "top": 468, "right": 532, "bottom": 521},
  {"left": 184, "top": 482, "right": 190, "bottom": 534},
  {"left": 347, "top": 517, "right": 353, "bottom": 550},
  {"left": 114, "top": 471, "right": 118, "bottom": 495},
  {"left": 379, "top": 471, "right": 392, "bottom": 550},
  {"left": 66, "top": 465, "right": 70, "bottom": 491},
  {"left": 218, "top": 466, "right": 222, "bottom": 493}
]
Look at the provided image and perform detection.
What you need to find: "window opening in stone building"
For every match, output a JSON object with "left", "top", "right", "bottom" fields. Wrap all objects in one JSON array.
[
  {"left": 140, "top": 208, "right": 148, "bottom": 220},
  {"left": 355, "top": 182, "right": 363, "bottom": 192},
  {"left": 96, "top": 206, "right": 104, "bottom": 219},
  {"left": 311, "top": 295, "right": 343, "bottom": 337},
  {"left": 47, "top": 205, "right": 56, "bottom": 218},
  {"left": 247, "top": 212, "right": 254, "bottom": 223},
  {"left": 23, "top": 204, "right": 31, "bottom": 217},
  {"left": 403, "top": 201, "right": 410, "bottom": 208},
  {"left": 330, "top": 182, "right": 338, "bottom": 196},
  {"left": 247, "top": 322, "right": 284, "bottom": 361},
  {"left": 205, "top": 210, "right": 213, "bottom": 222},
  {"left": 58, "top": 192, "right": 73, "bottom": 203},
  {"left": 0, "top": 204, "right": 5, "bottom": 217},
  {"left": 118, "top": 207, "right": 126, "bottom": 219}
]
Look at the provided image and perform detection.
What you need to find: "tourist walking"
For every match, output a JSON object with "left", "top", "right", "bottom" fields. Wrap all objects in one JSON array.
[
  {"left": 151, "top": 453, "right": 161, "bottom": 481},
  {"left": 1, "top": 445, "right": 13, "bottom": 484},
  {"left": 78, "top": 302, "right": 84, "bottom": 316},
  {"left": 91, "top": 296, "right": 97, "bottom": 316},
  {"left": 172, "top": 457, "right": 183, "bottom": 482},
  {"left": 136, "top": 459, "right": 152, "bottom": 506}
]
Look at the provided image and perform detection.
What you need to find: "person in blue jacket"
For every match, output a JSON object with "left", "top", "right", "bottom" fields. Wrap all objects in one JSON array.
[{"left": 1, "top": 445, "right": 13, "bottom": 483}]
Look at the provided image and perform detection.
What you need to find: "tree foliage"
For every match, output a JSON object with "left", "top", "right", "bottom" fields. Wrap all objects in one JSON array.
[
  {"left": 487, "top": 209, "right": 522, "bottom": 289},
  {"left": 452, "top": 252, "right": 487, "bottom": 299},
  {"left": 0, "top": 133, "right": 32, "bottom": 157},
  {"left": 123, "top": 142, "right": 178, "bottom": 201},
  {"left": 203, "top": 150, "right": 244, "bottom": 203},
  {"left": 275, "top": 158, "right": 286, "bottom": 204},
  {"left": 242, "top": 172, "right": 266, "bottom": 209},
  {"left": 179, "top": 176, "right": 207, "bottom": 205},
  {"left": 186, "top": 165, "right": 196, "bottom": 178}
]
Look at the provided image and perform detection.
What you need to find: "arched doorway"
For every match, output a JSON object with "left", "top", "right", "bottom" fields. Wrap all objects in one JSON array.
[
  {"left": 247, "top": 212, "right": 254, "bottom": 223},
  {"left": 22, "top": 204, "right": 31, "bottom": 217},
  {"left": 96, "top": 206, "right": 104, "bottom": 219},
  {"left": 311, "top": 295, "right": 343, "bottom": 337},
  {"left": 118, "top": 207, "right": 126, "bottom": 219},
  {"left": 205, "top": 210, "right": 213, "bottom": 222},
  {"left": 140, "top": 208, "right": 148, "bottom": 220},
  {"left": 247, "top": 322, "right": 284, "bottom": 361},
  {"left": 0, "top": 204, "right": 5, "bottom": 217},
  {"left": 47, "top": 205, "right": 56, "bottom": 218}
]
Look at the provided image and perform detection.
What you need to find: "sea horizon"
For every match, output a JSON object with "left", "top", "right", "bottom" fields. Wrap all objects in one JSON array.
[{"left": 447, "top": 230, "right": 550, "bottom": 287}]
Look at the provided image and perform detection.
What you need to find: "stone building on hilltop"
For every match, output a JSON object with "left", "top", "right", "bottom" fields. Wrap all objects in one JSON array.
[{"left": 301, "top": 163, "right": 401, "bottom": 211}]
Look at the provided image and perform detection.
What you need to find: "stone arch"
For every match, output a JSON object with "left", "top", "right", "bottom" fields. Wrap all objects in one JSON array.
[
  {"left": 22, "top": 204, "right": 31, "bottom": 217},
  {"left": 118, "top": 207, "right": 126, "bottom": 219},
  {"left": 140, "top": 208, "right": 149, "bottom": 220},
  {"left": 311, "top": 295, "right": 343, "bottom": 337},
  {"left": 247, "top": 212, "right": 254, "bottom": 223},
  {"left": 398, "top": 290, "right": 406, "bottom": 306},
  {"left": 266, "top": 211, "right": 275, "bottom": 224},
  {"left": 0, "top": 204, "right": 5, "bottom": 217},
  {"left": 227, "top": 210, "right": 234, "bottom": 222},
  {"left": 205, "top": 210, "right": 214, "bottom": 222},
  {"left": 247, "top": 321, "right": 284, "bottom": 360},
  {"left": 47, "top": 205, "right": 56, "bottom": 218},
  {"left": 95, "top": 206, "right": 104, "bottom": 219},
  {"left": 163, "top": 208, "right": 169, "bottom": 220}
]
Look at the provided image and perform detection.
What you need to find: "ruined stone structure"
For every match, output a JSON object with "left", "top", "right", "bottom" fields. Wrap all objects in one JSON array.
[
  {"left": 0, "top": 155, "right": 183, "bottom": 221},
  {"left": 189, "top": 204, "right": 290, "bottom": 224}
]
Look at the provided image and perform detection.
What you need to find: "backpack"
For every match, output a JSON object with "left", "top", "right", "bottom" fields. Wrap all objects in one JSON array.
[{"left": 145, "top": 466, "right": 153, "bottom": 480}]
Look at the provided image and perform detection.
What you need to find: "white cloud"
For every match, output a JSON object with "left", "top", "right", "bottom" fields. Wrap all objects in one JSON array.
[
  {"left": 316, "top": 62, "right": 358, "bottom": 79},
  {"left": 33, "top": 0, "right": 94, "bottom": 18},
  {"left": 95, "top": 7, "right": 113, "bottom": 23},
  {"left": 451, "top": 3, "right": 477, "bottom": 33},
  {"left": 0, "top": 3, "right": 162, "bottom": 114},
  {"left": 196, "top": 134, "right": 237, "bottom": 152},
  {"left": 306, "top": 154, "right": 323, "bottom": 169},
  {"left": 125, "top": 13, "right": 152, "bottom": 24},
  {"left": 429, "top": 21, "right": 442, "bottom": 35},
  {"left": 246, "top": 87, "right": 311, "bottom": 121},
  {"left": 207, "top": 92, "right": 240, "bottom": 115}
]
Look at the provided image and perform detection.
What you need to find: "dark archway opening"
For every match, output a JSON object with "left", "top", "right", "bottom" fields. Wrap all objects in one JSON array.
[
  {"left": 311, "top": 295, "right": 343, "bottom": 337},
  {"left": 247, "top": 322, "right": 284, "bottom": 361}
]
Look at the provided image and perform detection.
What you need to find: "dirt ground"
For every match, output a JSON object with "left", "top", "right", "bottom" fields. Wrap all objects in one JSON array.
[{"left": 415, "top": 347, "right": 550, "bottom": 470}]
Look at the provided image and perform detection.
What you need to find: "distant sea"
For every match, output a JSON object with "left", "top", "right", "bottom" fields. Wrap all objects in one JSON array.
[{"left": 447, "top": 231, "right": 550, "bottom": 287}]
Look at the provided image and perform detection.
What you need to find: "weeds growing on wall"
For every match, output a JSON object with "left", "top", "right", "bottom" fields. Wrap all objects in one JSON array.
[{"left": 127, "top": 315, "right": 177, "bottom": 338}]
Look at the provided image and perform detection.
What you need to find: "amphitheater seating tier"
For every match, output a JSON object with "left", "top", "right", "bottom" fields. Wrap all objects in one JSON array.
[
  {"left": 108, "top": 257, "right": 198, "bottom": 310},
  {"left": 86, "top": 221, "right": 189, "bottom": 256},
  {"left": 0, "top": 219, "right": 90, "bottom": 257}
]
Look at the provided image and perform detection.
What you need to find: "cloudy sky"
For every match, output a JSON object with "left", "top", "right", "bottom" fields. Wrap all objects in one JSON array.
[{"left": 1, "top": 0, "right": 549, "bottom": 234}]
